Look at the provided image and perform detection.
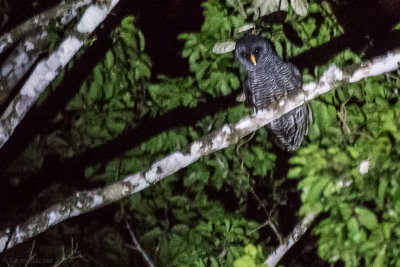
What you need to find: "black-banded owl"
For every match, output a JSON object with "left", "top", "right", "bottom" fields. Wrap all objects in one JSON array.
[{"left": 235, "top": 34, "right": 311, "bottom": 151}]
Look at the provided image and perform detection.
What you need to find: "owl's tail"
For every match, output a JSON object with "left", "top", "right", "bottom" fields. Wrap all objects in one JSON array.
[{"left": 265, "top": 103, "right": 312, "bottom": 151}]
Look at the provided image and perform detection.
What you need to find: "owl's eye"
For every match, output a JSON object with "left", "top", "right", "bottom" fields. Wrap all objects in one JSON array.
[
  {"left": 254, "top": 47, "right": 260, "bottom": 54},
  {"left": 241, "top": 52, "right": 248, "bottom": 58}
]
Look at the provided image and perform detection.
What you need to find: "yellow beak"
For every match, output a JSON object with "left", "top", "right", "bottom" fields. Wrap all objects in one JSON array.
[{"left": 250, "top": 54, "right": 256, "bottom": 66}]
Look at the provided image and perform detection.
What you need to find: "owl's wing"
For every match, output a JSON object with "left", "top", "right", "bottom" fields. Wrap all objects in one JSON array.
[
  {"left": 286, "top": 62, "right": 303, "bottom": 95},
  {"left": 267, "top": 103, "right": 311, "bottom": 151},
  {"left": 243, "top": 78, "right": 254, "bottom": 107},
  {"left": 265, "top": 61, "right": 312, "bottom": 150},
  {"left": 287, "top": 62, "right": 312, "bottom": 127}
]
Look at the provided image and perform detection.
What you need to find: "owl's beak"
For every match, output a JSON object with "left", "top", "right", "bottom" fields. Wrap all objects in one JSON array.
[{"left": 250, "top": 54, "right": 256, "bottom": 66}]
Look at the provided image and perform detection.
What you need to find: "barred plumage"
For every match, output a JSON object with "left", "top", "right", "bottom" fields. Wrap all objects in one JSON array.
[{"left": 235, "top": 34, "right": 311, "bottom": 151}]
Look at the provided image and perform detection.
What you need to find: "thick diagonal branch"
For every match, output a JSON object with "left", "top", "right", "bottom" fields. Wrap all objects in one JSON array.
[{"left": 0, "top": 48, "right": 399, "bottom": 253}]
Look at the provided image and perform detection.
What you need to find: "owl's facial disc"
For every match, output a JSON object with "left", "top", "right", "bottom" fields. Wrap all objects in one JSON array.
[
  {"left": 236, "top": 34, "right": 272, "bottom": 69},
  {"left": 250, "top": 54, "right": 256, "bottom": 66}
]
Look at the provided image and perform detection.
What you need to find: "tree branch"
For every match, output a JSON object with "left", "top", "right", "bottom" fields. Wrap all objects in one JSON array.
[
  {"left": 0, "top": 33, "right": 46, "bottom": 106},
  {"left": 0, "top": 0, "right": 92, "bottom": 55},
  {"left": 0, "top": 0, "right": 120, "bottom": 149},
  {"left": 0, "top": 0, "right": 86, "bottom": 105},
  {"left": 125, "top": 219, "right": 155, "bottom": 267},
  {"left": 264, "top": 213, "right": 316, "bottom": 267},
  {"left": 0, "top": 48, "right": 399, "bottom": 253}
]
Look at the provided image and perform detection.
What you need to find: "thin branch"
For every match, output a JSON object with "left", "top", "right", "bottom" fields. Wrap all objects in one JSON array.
[
  {"left": 24, "top": 240, "right": 36, "bottom": 267},
  {"left": 53, "top": 238, "right": 85, "bottom": 267},
  {"left": 125, "top": 219, "right": 155, "bottom": 267},
  {"left": 250, "top": 187, "right": 269, "bottom": 215},
  {"left": 264, "top": 160, "right": 365, "bottom": 266},
  {"left": 0, "top": 0, "right": 120, "bottom": 149},
  {"left": 264, "top": 213, "right": 316, "bottom": 267},
  {"left": 0, "top": 49, "right": 399, "bottom": 252},
  {"left": 249, "top": 188, "right": 283, "bottom": 243}
]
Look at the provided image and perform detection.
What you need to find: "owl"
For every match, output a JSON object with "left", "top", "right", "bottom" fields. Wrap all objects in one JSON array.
[{"left": 235, "top": 34, "right": 311, "bottom": 151}]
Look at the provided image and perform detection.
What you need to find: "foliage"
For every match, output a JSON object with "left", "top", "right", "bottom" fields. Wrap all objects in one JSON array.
[
  {"left": 290, "top": 72, "right": 400, "bottom": 266},
  {"left": 40, "top": 16, "right": 153, "bottom": 160},
  {"left": 67, "top": 16, "right": 151, "bottom": 147},
  {"left": 234, "top": 244, "right": 267, "bottom": 267},
  {"left": 178, "top": 0, "right": 243, "bottom": 96}
]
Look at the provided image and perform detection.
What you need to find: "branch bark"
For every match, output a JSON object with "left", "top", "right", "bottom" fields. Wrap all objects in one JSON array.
[
  {"left": 125, "top": 219, "right": 155, "bottom": 267},
  {"left": 0, "top": 49, "right": 399, "bottom": 253},
  {"left": 0, "top": 33, "right": 46, "bottom": 106},
  {"left": 0, "top": 0, "right": 87, "bottom": 105},
  {"left": 0, "top": 0, "right": 92, "bottom": 55},
  {"left": 0, "top": 0, "right": 119, "bottom": 149},
  {"left": 265, "top": 213, "right": 316, "bottom": 267}
]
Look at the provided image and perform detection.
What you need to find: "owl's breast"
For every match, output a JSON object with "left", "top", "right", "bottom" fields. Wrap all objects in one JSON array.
[
  {"left": 248, "top": 69, "right": 277, "bottom": 110},
  {"left": 247, "top": 63, "right": 301, "bottom": 110}
]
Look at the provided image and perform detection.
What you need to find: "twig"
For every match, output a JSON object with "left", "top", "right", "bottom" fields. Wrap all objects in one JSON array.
[
  {"left": 264, "top": 213, "right": 316, "bottom": 267},
  {"left": 53, "top": 238, "right": 85, "bottom": 267},
  {"left": 338, "top": 96, "right": 351, "bottom": 134},
  {"left": 125, "top": 219, "right": 155, "bottom": 267},
  {"left": 23, "top": 240, "right": 36, "bottom": 267},
  {"left": 250, "top": 187, "right": 269, "bottom": 215},
  {"left": 250, "top": 187, "right": 283, "bottom": 243}
]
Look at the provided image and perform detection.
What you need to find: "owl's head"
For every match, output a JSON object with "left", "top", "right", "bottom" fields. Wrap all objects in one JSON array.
[{"left": 235, "top": 34, "right": 273, "bottom": 70}]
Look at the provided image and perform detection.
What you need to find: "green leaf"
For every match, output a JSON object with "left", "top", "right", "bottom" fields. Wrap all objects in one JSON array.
[
  {"left": 234, "top": 255, "right": 256, "bottom": 267},
  {"left": 310, "top": 179, "right": 328, "bottom": 202},
  {"left": 121, "top": 16, "right": 135, "bottom": 30},
  {"left": 377, "top": 179, "right": 388, "bottom": 208},
  {"left": 195, "top": 61, "right": 210, "bottom": 81},
  {"left": 372, "top": 246, "right": 386, "bottom": 267},
  {"left": 93, "top": 65, "right": 104, "bottom": 85},
  {"left": 138, "top": 30, "right": 145, "bottom": 52},
  {"left": 355, "top": 207, "right": 378, "bottom": 230},
  {"left": 189, "top": 49, "right": 200, "bottom": 65},
  {"left": 244, "top": 244, "right": 258, "bottom": 258},
  {"left": 171, "top": 224, "right": 190, "bottom": 234},
  {"left": 103, "top": 81, "right": 114, "bottom": 100},
  {"left": 87, "top": 81, "right": 102, "bottom": 103},
  {"left": 105, "top": 51, "right": 114, "bottom": 68},
  {"left": 288, "top": 166, "right": 302, "bottom": 178},
  {"left": 229, "top": 75, "right": 240, "bottom": 90},
  {"left": 212, "top": 41, "right": 236, "bottom": 54},
  {"left": 347, "top": 217, "right": 359, "bottom": 239}
]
